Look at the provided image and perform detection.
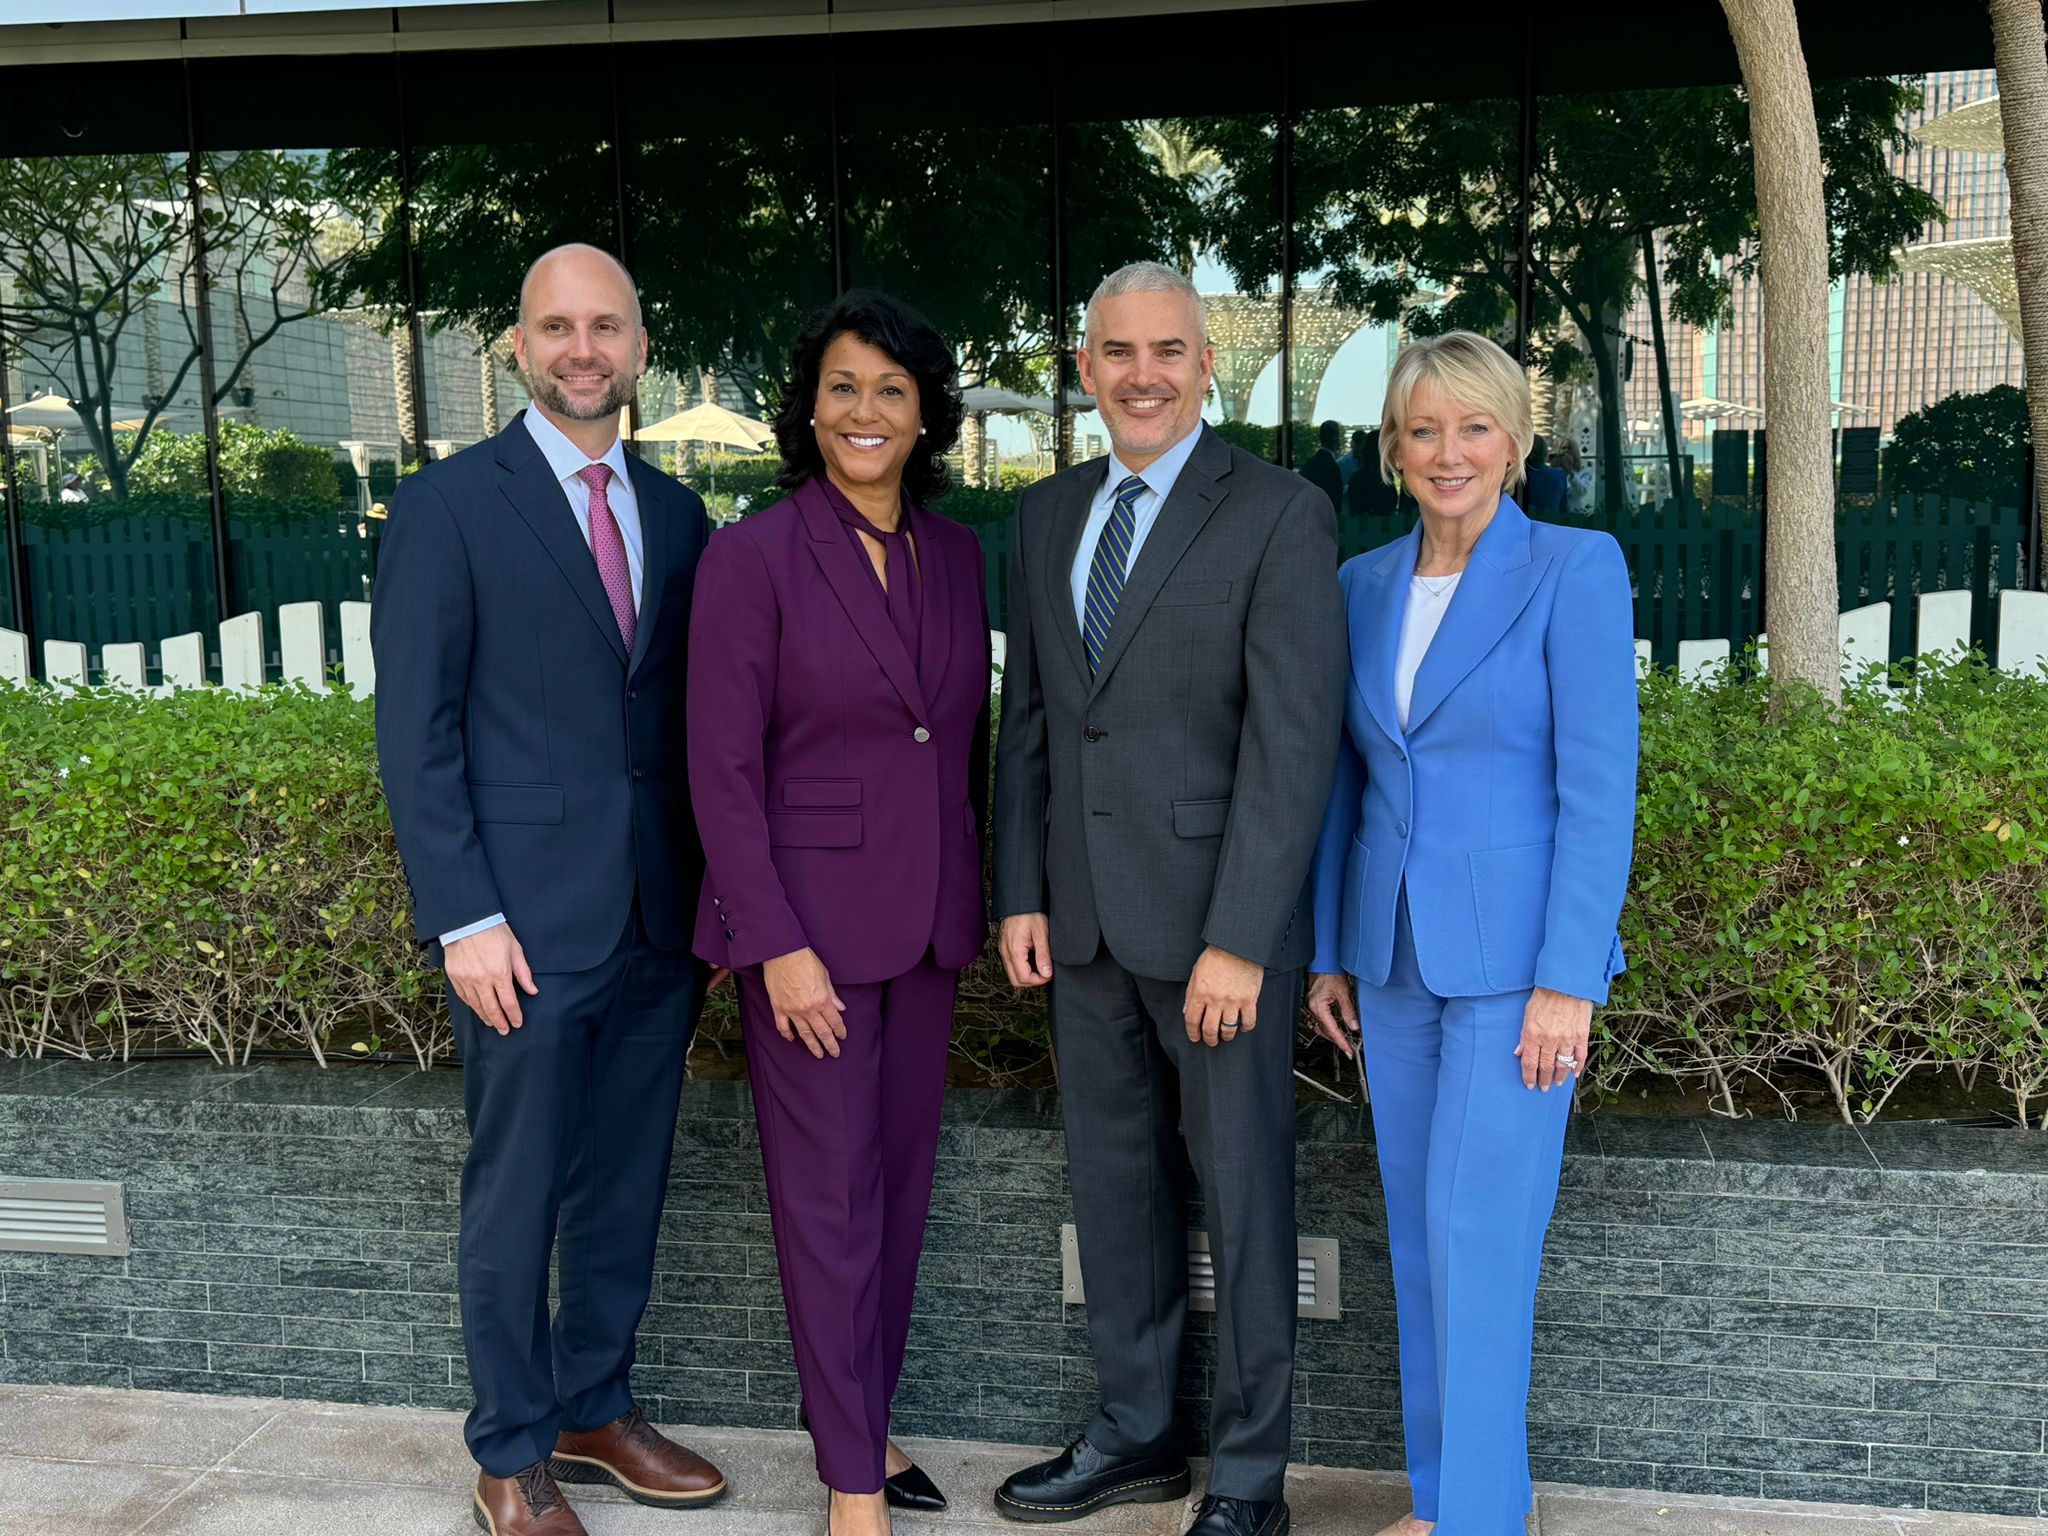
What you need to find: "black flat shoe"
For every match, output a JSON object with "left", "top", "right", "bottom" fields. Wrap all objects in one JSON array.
[
  {"left": 1183, "top": 1495, "right": 1290, "bottom": 1536},
  {"left": 994, "top": 1435, "right": 1191, "bottom": 1523},
  {"left": 885, "top": 1462, "right": 948, "bottom": 1512}
]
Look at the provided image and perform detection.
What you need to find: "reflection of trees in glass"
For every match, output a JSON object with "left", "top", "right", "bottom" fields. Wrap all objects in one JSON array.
[
  {"left": 1886, "top": 384, "right": 2030, "bottom": 502},
  {"left": 1202, "top": 83, "right": 1940, "bottom": 511},
  {"left": 0, "top": 151, "right": 371, "bottom": 500}
]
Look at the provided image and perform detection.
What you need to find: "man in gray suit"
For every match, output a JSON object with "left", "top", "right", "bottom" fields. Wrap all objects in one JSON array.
[{"left": 990, "top": 262, "right": 1344, "bottom": 1536}]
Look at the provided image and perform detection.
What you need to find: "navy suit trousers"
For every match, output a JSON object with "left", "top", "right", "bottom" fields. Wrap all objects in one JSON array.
[{"left": 453, "top": 905, "right": 700, "bottom": 1476}]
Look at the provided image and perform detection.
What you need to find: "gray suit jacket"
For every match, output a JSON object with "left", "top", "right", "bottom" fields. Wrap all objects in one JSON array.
[{"left": 992, "top": 424, "right": 1347, "bottom": 980}]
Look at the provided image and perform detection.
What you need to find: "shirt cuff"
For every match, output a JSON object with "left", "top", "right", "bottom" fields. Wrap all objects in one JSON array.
[{"left": 439, "top": 913, "right": 507, "bottom": 947}]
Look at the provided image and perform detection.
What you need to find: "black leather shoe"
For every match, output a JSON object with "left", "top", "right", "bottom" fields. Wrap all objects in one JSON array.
[
  {"left": 1183, "top": 1495, "right": 1290, "bottom": 1536},
  {"left": 994, "top": 1436, "right": 1191, "bottom": 1523},
  {"left": 885, "top": 1462, "right": 948, "bottom": 1512}
]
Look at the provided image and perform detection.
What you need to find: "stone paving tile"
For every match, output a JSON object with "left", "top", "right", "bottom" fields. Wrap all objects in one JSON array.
[
  {"left": 0, "top": 1454, "right": 199, "bottom": 1536},
  {"left": 133, "top": 1469, "right": 477, "bottom": 1535},
  {"left": 0, "top": 1384, "right": 278, "bottom": 1469}
]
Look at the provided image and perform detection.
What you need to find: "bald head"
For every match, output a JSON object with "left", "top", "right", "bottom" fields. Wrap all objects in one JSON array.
[{"left": 518, "top": 243, "right": 642, "bottom": 332}]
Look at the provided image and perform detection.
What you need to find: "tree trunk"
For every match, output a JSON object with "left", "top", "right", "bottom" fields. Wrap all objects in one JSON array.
[
  {"left": 1721, "top": 0, "right": 1841, "bottom": 703},
  {"left": 1585, "top": 308, "right": 1629, "bottom": 515},
  {"left": 391, "top": 325, "right": 421, "bottom": 468},
  {"left": 479, "top": 333, "right": 500, "bottom": 438},
  {"left": 1993, "top": 0, "right": 2048, "bottom": 581},
  {"left": 962, "top": 411, "right": 988, "bottom": 487}
]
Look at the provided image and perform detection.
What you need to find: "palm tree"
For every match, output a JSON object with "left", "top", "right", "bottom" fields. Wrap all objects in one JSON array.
[
  {"left": 1991, "top": 0, "right": 2048, "bottom": 577},
  {"left": 1136, "top": 121, "right": 1222, "bottom": 277},
  {"left": 1719, "top": 0, "right": 1841, "bottom": 702}
]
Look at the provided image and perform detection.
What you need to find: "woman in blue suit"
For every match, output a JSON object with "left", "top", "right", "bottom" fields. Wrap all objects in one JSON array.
[{"left": 1306, "top": 332, "right": 1638, "bottom": 1536}]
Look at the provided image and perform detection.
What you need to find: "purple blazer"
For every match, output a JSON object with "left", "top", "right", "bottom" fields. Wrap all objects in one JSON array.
[{"left": 686, "top": 477, "right": 991, "bottom": 984}]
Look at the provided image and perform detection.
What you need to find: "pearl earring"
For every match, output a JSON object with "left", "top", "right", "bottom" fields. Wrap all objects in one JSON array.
[{"left": 810, "top": 416, "right": 816, "bottom": 427}]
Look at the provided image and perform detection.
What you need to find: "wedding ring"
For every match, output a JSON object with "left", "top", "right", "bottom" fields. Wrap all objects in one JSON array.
[{"left": 1556, "top": 1051, "right": 1578, "bottom": 1068}]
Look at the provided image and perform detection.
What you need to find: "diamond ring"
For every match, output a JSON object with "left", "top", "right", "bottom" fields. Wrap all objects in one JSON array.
[{"left": 1556, "top": 1051, "right": 1578, "bottom": 1068}]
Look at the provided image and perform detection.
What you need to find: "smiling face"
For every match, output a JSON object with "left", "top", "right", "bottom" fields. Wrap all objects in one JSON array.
[
  {"left": 513, "top": 248, "right": 646, "bottom": 431},
  {"left": 1393, "top": 375, "right": 1516, "bottom": 526},
  {"left": 813, "top": 331, "right": 922, "bottom": 501},
  {"left": 1078, "top": 289, "right": 1214, "bottom": 472}
]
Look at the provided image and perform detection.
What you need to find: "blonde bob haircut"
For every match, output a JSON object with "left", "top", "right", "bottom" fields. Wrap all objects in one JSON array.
[{"left": 1378, "top": 331, "right": 1534, "bottom": 495}]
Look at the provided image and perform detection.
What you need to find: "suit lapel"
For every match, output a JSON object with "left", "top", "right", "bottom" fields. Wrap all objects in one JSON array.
[
  {"left": 1088, "top": 427, "right": 1230, "bottom": 700},
  {"left": 910, "top": 503, "right": 955, "bottom": 702},
  {"left": 496, "top": 415, "right": 629, "bottom": 668},
  {"left": 796, "top": 478, "right": 930, "bottom": 726},
  {"left": 1047, "top": 465, "right": 1100, "bottom": 689},
  {"left": 624, "top": 454, "right": 667, "bottom": 678},
  {"left": 1404, "top": 498, "right": 1551, "bottom": 735},
  {"left": 1356, "top": 529, "right": 1416, "bottom": 744}
]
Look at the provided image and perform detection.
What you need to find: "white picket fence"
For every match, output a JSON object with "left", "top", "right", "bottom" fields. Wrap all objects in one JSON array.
[
  {"left": 1639, "top": 588, "right": 2048, "bottom": 683},
  {"left": 0, "top": 601, "right": 1011, "bottom": 697},
  {"left": 0, "top": 589, "right": 2043, "bottom": 697}
]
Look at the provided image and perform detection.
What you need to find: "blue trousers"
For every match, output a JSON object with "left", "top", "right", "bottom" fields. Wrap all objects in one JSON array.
[
  {"left": 452, "top": 905, "right": 699, "bottom": 1477},
  {"left": 1358, "top": 896, "right": 1571, "bottom": 1536}
]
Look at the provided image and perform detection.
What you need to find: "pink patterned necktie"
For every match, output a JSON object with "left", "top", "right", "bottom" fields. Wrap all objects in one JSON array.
[{"left": 578, "top": 463, "right": 636, "bottom": 652}]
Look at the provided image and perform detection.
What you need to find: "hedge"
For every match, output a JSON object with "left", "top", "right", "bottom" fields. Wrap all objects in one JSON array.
[{"left": 1, "top": 656, "right": 2044, "bottom": 1123}]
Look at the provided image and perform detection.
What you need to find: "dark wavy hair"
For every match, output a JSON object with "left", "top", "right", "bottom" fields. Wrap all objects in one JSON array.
[{"left": 772, "top": 289, "right": 964, "bottom": 506}]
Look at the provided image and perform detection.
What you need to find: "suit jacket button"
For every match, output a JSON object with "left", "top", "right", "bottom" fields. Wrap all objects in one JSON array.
[
  {"left": 633, "top": 768, "right": 644, "bottom": 780},
  {"left": 628, "top": 689, "right": 638, "bottom": 702},
  {"left": 914, "top": 727, "right": 931, "bottom": 743},
  {"left": 1083, "top": 726, "right": 1101, "bottom": 742},
  {"left": 725, "top": 929, "right": 736, "bottom": 941},
  {"left": 1395, "top": 820, "right": 1409, "bottom": 838}
]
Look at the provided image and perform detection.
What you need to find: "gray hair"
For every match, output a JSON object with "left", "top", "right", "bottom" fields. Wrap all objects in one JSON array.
[
  {"left": 1084, "top": 261, "right": 1207, "bottom": 346},
  {"left": 518, "top": 243, "right": 643, "bottom": 331}
]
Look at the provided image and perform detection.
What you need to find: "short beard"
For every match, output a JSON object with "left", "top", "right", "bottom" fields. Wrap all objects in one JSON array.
[{"left": 530, "top": 368, "right": 637, "bottom": 423}]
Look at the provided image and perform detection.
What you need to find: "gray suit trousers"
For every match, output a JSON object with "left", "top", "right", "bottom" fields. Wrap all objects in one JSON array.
[{"left": 1053, "top": 951, "right": 1302, "bottom": 1502}]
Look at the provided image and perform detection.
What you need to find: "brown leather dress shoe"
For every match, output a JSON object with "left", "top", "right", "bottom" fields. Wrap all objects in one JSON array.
[
  {"left": 550, "top": 1406, "right": 728, "bottom": 1508},
  {"left": 473, "top": 1464, "right": 589, "bottom": 1535}
]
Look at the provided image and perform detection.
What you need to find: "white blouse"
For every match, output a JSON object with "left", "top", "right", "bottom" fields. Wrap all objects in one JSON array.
[{"left": 1394, "top": 572, "right": 1463, "bottom": 731}]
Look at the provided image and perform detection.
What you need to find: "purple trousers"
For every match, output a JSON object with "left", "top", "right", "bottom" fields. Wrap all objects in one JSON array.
[{"left": 737, "top": 952, "right": 956, "bottom": 1492}]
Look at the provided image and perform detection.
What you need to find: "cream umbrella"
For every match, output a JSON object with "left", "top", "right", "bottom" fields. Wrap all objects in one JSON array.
[
  {"left": 630, "top": 401, "right": 776, "bottom": 503},
  {"left": 6, "top": 395, "right": 89, "bottom": 432},
  {"left": 1902, "top": 98, "right": 2021, "bottom": 336}
]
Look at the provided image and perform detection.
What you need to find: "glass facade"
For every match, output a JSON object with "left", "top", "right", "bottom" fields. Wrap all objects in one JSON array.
[{"left": 0, "top": 5, "right": 2026, "bottom": 676}]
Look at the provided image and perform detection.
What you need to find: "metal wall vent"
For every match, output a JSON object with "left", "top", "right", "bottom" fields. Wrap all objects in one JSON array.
[
  {"left": 0, "top": 1179, "right": 129, "bottom": 1256},
  {"left": 1060, "top": 1224, "right": 1340, "bottom": 1321}
]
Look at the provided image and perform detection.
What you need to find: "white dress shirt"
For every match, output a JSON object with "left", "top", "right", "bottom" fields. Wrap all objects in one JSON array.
[
  {"left": 1069, "top": 424, "right": 1205, "bottom": 635},
  {"left": 439, "top": 409, "right": 645, "bottom": 949},
  {"left": 1394, "top": 572, "right": 1463, "bottom": 732}
]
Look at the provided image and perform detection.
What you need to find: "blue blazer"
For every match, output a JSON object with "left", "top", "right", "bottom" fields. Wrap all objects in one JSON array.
[
  {"left": 1309, "top": 498, "right": 1638, "bottom": 1003},
  {"left": 371, "top": 414, "right": 712, "bottom": 973}
]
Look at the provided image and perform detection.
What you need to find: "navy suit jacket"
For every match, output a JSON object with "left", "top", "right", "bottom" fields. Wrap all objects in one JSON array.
[
  {"left": 371, "top": 413, "right": 712, "bottom": 974},
  {"left": 1309, "top": 498, "right": 1638, "bottom": 1003}
]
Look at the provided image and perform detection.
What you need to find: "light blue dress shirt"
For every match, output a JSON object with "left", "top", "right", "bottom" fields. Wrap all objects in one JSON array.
[
  {"left": 439, "top": 409, "right": 645, "bottom": 949},
  {"left": 1068, "top": 423, "right": 1204, "bottom": 635}
]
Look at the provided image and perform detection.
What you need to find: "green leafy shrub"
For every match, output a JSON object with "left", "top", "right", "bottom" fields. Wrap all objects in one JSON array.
[
  {"left": 0, "top": 683, "right": 444, "bottom": 1065},
  {"left": 5, "top": 655, "right": 2046, "bottom": 1124},
  {"left": 1604, "top": 654, "right": 2048, "bottom": 1124},
  {"left": 73, "top": 422, "right": 341, "bottom": 507},
  {"left": 1884, "top": 384, "right": 2029, "bottom": 505}
]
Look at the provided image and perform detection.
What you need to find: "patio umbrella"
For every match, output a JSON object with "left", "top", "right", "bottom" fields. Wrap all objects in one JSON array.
[
  {"left": 1896, "top": 236, "right": 2022, "bottom": 336},
  {"left": 630, "top": 402, "right": 775, "bottom": 502},
  {"left": 6, "top": 396, "right": 89, "bottom": 432},
  {"left": 632, "top": 402, "right": 775, "bottom": 451}
]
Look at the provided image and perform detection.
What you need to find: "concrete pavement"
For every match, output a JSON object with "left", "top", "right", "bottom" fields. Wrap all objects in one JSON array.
[{"left": 0, "top": 1385, "right": 2038, "bottom": 1536}]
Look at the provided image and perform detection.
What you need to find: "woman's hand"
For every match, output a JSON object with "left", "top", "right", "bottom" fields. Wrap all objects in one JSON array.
[
  {"left": 762, "top": 947, "right": 847, "bottom": 1060},
  {"left": 1515, "top": 986, "right": 1591, "bottom": 1091},
  {"left": 1305, "top": 972, "right": 1360, "bottom": 1059}
]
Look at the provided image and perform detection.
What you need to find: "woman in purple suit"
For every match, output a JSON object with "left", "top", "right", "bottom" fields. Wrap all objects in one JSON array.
[{"left": 687, "top": 291, "right": 988, "bottom": 1536}]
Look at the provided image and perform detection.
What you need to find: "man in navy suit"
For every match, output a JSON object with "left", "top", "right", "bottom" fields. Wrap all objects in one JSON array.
[{"left": 373, "top": 244, "right": 726, "bottom": 1536}]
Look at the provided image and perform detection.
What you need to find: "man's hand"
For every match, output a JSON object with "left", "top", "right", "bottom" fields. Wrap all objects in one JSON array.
[
  {"left": 445, "top": 925, "right": 539, "bottom": 1036},
  {"left": 1183, "top": 946, "right": 1264, "bottom": 1047},
  {"left": 999, "top": 913, "right": 1053, "bottom": 989},
  {"left": 763, "top": 946, "right": 847, "bottom": 1060},
  {"left": 1305, "top": 972, "right": 1360, "bottom": 1059}
]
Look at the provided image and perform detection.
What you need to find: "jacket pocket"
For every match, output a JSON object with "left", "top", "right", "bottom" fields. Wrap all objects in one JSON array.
[
  {"left": 468, "top": 781, "right": 564, "bottom": 825},
  {"left": 1469, "top": 841, "right": 1554, "bottom": 992},
  {"left": 782, "top": 778, "right": 861, "bottom": 808},
  {"left": 766, "top": 811, "right": 862, "bottom": 848},
  {"left": 1172, "top": 797, "right": 1231, "bottom": 838},
  {"left": 1154, "top": 580, "right": 1232, "bottom": 608}
]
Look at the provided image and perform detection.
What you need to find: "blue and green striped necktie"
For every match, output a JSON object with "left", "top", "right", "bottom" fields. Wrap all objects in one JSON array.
[{"left": 1083, "top": 473, "right": 1146, "bottom": 674}]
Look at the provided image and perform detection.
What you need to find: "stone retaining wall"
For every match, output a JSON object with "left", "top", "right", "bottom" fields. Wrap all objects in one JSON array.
[{"left": 3, "top": 1059, "right": 2046, "bottom": 1515}]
